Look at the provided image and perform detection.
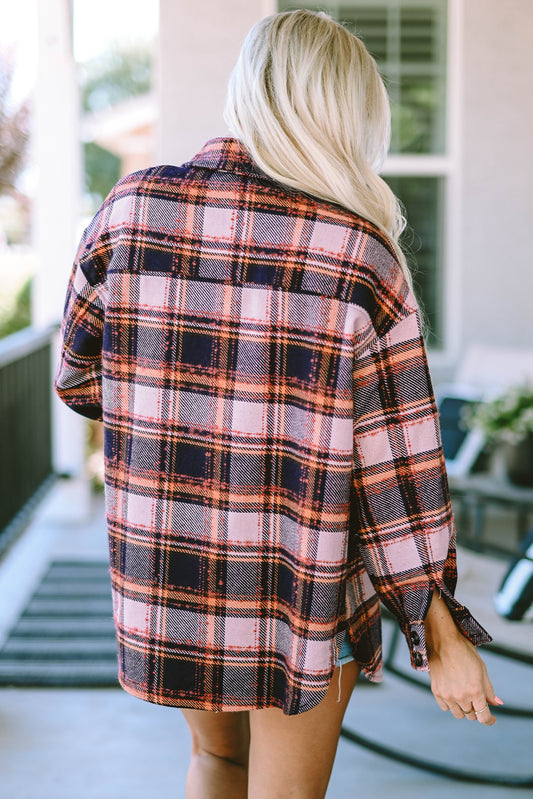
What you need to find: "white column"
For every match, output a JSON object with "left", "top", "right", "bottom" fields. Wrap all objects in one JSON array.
[
  {"left": 33, "top": 0, "right": 81, "bottom": 330},
  {"left": 33, "top": 0, "right": 89, "bottom": 515},
  {"left": 157, "top": 0, "right": 276, "bottom": 166}
]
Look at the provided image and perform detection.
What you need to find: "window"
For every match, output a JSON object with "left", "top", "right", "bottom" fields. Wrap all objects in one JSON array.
[
  {"left": 278, "top": 0, "right": 451, "bottom": 349},
  {"left": 385, "top": 175, "right": 445, "bottom": 341},
  {"left": 340, "top": 2, "right": 447, "bottom": 155}
]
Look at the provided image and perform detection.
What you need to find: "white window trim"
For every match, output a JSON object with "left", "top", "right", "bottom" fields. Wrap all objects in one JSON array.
[{"left": 382, "top": 0, "right": 462, "bottom": 367}]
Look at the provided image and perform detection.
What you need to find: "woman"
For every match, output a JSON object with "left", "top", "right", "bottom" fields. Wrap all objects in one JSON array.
[{"left": 55, "top": 10, "right": 501, "bottom": 799}]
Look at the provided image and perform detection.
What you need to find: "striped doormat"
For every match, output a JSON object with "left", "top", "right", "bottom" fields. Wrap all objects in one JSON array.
[{"left": 0, "top": 560, "right": 119, "bottom": 687}]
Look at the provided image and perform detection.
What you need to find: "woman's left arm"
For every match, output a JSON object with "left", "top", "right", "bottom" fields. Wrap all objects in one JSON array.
[
  {"left": 55, "top": 182, "right": 121, "bottom": 420},
  {"left": 55, "top": 255, "right": 106, "bottom": 421}
]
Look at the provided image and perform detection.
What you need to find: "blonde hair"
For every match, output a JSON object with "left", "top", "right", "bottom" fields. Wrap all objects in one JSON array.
[{"left": 224, "top": 9, "right": 410, "bottom": 282}]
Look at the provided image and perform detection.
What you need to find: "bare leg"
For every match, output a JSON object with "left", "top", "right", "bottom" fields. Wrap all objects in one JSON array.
[
  {"left": 181, "top": 708, "right": 250, "bottom": 799},
  {"left": 248, "top": 660, "right": 359, "bottom": 799}
]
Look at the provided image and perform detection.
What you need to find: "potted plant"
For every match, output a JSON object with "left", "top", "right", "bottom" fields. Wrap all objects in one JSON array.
[{"left": 465, "top": 384, "right": 533, "bottom": 487}]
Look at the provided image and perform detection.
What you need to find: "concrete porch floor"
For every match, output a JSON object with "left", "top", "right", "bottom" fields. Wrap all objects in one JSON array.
[{"left": 0, "top": 480, "right": 531, "bottom": 799}]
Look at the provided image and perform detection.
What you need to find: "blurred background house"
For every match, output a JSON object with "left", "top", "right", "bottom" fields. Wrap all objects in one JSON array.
[
  {"left": 1, "top": 6, "right": 533, "bottom": 793},
  {"left": 1, "top": 0, "right": 532, "bottom": 536}
]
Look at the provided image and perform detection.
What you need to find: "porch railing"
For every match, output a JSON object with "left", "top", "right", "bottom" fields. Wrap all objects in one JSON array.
[{"left": 0, "top": 327, "right": 55, "bottom": 554}]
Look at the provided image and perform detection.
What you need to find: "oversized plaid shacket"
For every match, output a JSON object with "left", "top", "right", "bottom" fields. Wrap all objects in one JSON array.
[{"left": 55, "top": 137, "right": 491, "bottom": 714}]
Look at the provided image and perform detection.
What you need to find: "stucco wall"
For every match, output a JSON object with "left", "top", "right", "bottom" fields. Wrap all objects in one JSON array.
[
  {"left": 461, "top": 0, "right": 533, "bottom": 352},
  {"left": 158, "top": 0, "right": 276, "bottom": 166}
]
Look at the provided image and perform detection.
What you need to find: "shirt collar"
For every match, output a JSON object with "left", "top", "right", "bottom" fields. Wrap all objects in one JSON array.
[{"left": 185, "top": 137, "right": 265, "bottom": 178}]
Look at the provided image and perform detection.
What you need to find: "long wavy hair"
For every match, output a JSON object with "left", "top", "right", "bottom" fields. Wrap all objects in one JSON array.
[{"left": 223, "top": 9, "right": 410, "bottom": 283}]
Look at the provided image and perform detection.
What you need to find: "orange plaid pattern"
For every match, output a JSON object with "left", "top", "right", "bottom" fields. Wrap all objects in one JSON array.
[{"left": 55, "top": 138, "right": 490, "bottom": 714}]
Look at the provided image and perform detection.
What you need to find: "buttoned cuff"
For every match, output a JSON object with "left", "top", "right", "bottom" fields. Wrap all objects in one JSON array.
[{"left": 400, "top": 582, "right": 492, "bottom": 673}]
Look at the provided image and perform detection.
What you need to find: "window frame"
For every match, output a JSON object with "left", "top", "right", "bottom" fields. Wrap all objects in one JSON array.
[
  {"left": 381, "top": 0, "right": 462, "bottom": 363},
  {"left": 276, "top": 0, "right": 462, "bottom": 362}
]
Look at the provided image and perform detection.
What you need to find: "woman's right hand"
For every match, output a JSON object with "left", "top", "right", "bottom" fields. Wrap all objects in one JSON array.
[{"left": 423, "top": 591, "right": 501, "bottom": 726}]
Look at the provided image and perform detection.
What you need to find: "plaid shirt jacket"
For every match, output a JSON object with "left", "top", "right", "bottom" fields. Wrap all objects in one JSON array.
[{"left": 55, "top": 138, "right": 490, "bottom": 714}]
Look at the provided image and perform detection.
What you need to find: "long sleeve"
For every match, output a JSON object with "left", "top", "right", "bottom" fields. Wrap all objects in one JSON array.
[
  {"left": 54, "top": 256, "right": 106, "bottom": 420},
  {"left": 54, "top": 168, "right": 160, "bottom": 419},
  {"left": 54, "top": 189, "right": 115, "bottom": 422},
  {"left": 351, "top": 306, "right": 491, "bottom": 672}
]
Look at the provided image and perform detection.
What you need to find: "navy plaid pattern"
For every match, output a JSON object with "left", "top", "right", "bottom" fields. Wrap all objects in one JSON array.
[{"left": 55, "top": 138, "right": 491, "bottom": 714}]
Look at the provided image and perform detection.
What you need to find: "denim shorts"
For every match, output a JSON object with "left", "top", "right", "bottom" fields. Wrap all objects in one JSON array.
[{"left": 336, "top": 633, "right": 355, "bottom": 666}]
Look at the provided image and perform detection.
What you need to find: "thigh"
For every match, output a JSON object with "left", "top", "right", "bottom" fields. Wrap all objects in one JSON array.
[
  {"left": 181, "top": 708, "right": 250, "bottom": 765},
  {"left": 248, "top": 661, "right": 360, "bottom": 799}
]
